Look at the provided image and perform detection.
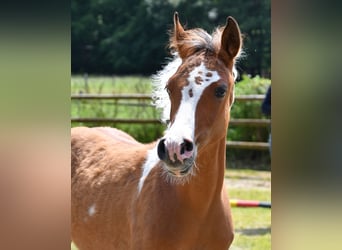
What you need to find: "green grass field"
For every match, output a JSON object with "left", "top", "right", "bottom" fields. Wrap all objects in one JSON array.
[
  {"left": 71, "top": 75, "right": 165, "bottom": 142},
  {"left": 227, "top": 169, "right": 271, "bottom": 250},
  {"left": 71, "top": 75, "right": 152, "bottom": 94},
  {"left": 71, "top": 75, "right": 154, "bottom": 122}
]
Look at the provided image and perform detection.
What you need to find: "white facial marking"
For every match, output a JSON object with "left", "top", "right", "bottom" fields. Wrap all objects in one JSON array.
[
  {"left": 138, "top": 145, "right": 160, "bottom": 194},
  {"left": 164, "top": 62, "right": 220, "bottom": 148},
  {"left": 88, "top": 203, "right": 96, "bottom": 216}
]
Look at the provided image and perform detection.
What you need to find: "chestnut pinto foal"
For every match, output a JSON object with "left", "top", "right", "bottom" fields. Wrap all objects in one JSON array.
[{"left": 72, "top": 13, "right": 242, "bottom": 250}]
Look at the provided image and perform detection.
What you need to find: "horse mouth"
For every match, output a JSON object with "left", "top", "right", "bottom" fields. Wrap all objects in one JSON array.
[
  {"left": 164, "top": 157, "right": 194, "bottom": 177},
  {"left": 167, "top": 166, "right": 191, "bottom": 177}
]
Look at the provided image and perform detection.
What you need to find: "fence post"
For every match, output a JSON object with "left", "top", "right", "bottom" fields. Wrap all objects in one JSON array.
[{"left": 84, "top": 73, "right": 89, "bottom": 93}]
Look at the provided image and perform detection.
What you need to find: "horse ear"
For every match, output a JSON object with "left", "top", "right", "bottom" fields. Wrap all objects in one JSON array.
[
  {"left": 171, "top": 12, "right": 188, "bottom": 59},
  {"left": 174, "top": 12, "right": 185, "bottom": 41},
  {"left": 219, "top": 16, "right": 242, "bottom": 65}
]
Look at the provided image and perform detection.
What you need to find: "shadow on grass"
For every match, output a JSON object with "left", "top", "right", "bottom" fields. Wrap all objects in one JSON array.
[{"left": 235, "top": 226, "right": 271, "bottom": 236}]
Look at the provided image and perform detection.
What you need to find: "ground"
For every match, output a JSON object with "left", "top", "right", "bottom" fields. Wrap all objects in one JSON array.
[
  {"left": 226, "top": 169, "right": 271, "bottom": 250},
  {"left": 225, "top": 169, "right": 271, "bottom": 190}
]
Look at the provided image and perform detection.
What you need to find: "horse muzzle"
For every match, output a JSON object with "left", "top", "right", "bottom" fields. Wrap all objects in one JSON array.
[{"left": 157, "top": 138, "right": 196, "bottom": 176}]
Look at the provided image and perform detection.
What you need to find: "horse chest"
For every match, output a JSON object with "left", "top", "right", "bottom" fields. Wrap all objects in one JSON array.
[{"left": 131, "top": 193, "right": 232, "bottom": 250}]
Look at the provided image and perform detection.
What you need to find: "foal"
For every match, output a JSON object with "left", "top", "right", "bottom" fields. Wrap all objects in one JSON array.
[{"left": 72, "top": 12, "right": 242, "bottom": 250}]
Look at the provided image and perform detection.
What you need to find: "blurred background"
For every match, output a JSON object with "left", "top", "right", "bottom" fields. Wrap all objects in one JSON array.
[
  {"left": 71, "top": 0, "right": 272, "bottom": 171},
  {"left": 71, "top": 0, "right": 270, "bottom": 77}
]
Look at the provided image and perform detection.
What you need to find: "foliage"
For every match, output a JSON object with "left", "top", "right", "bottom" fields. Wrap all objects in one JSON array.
[
  {"left": 71, "top": 0, "right": 270, "bottom": 77},
  {"left": 227, "top": 75, "right": 271, "bottom": 170},
  {"left": 229, "top": 74, "right": 271, "bottom": 141}
]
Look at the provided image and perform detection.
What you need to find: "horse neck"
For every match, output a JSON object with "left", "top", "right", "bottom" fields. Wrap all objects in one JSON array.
[{"left": 174, "top": 136, "right": 227, "bottom": 210}]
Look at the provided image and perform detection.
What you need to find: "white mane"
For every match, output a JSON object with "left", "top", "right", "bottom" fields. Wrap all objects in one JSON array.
[{"left": 151, "top": 54, "right": 182, "bottom": 123}]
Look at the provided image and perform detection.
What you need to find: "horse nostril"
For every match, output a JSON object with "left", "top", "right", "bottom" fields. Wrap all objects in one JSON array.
[
  {"left": 181, "top": 139, "right": 193, "bottom": 155},
  {"left": 157, "top": 139, "right": 167, "bottom": 160},
  {"left": 185, "top": 139, "right": 193, "bottom": 152}
]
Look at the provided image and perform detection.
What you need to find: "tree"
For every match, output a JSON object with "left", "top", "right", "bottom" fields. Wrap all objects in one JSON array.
[{"left": 71, "top": 0, "right": 271, "bottom": 77}]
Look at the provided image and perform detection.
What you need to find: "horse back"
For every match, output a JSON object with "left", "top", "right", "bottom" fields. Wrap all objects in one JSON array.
[
  {"left": 71, "top": 126, "right": 141, "bottom": 174},
  {"left": 71, "top": 127, "right": 154, "bottom": 249}
]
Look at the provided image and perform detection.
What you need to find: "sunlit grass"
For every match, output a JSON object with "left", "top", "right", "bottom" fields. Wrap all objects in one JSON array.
[
  {"left": 71, "top": 75, "right": 151, "bottom": 94},
  {"left": 71, "top": 242, "right": 77, "bottom": 250},
  {"left": 225, "top": 169, "right": 271, "bottom": 181},
  {"left": 227, "top": 169, "right": 271, "bottom": 250}
]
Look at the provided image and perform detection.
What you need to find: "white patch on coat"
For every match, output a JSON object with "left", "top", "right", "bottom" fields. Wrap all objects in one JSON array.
[
  {"left": 88, "top": 203, "right": 96, "bottom": 216},
  {"left": 138, "top": 145, "right": 160, "bottom": 194}
]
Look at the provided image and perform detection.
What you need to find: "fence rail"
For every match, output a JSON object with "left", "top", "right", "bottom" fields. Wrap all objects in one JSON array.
[
  {"left": 71, "top": 93, "right": 270, "bottom": 150},
  {"left": 71, "top": 93, "right": 265, "bottom": 101},
  {"left": 226, "top": 141, "right": 269, "bottom": 150},
  {"left": 71, "top": 93, "right": 151, "bottom": 100},
  {"left": 71, "top": 117, "right": 270, "bottom": 127}
]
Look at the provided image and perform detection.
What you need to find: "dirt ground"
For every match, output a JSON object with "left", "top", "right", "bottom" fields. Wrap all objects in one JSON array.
[{"left": 225, "top": 170, "right": 271, "bottom": 190}]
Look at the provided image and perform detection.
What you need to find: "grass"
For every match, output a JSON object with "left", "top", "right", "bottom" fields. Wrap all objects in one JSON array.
[
  {"left": 71, "top": 75, "right": 152, "bottom": 94},
  {"left": 229, "top": 190, "right": 271, "bottom": 250},
  {"left": 71, "top": 75, "right": 165, "bottom": 142},
  {"left": 71, "top": 242, "right": 77, "bottom": 250},
  {"left": 71, "top": 169, "right": 271, "bottom": 250},
  {"left": 225, "top": 168, "right": 271, "bottom": 181},
  {"left": 225, "top": 169, "right": 271, "bottom": 250},
  {"left": 71, "top": 76, "right": 154, "bottom": 122}
]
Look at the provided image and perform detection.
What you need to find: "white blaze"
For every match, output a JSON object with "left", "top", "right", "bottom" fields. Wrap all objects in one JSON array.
[
  {"left": 164, "top": 62, "right": 220, "bottom": 143},
  {"left": 138, "top": 63, "right": 221, "bottom": 194}
]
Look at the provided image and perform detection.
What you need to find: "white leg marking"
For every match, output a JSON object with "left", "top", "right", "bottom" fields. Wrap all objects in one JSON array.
[
  {"left": 138, "top": 145, "right": 160, "bottom": 194},
  {"left": 88, "top": 203, "right": 96, "bottom": 216}
]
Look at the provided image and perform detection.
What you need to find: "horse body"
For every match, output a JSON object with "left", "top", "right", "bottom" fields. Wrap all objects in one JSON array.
[
  {"left": 72, "top": 12, "right": 242, "bottom": 250},
  {"left": 72, "top": 128, "right": 232, "bottom": 249},
  {"left": 71, "top": 127, "right": 149, "bottom": 249}
]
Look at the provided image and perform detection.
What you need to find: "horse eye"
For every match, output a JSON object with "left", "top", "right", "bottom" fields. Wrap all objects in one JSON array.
[{"left": 215, "top": 86, "right": 227, "bottom": 98}]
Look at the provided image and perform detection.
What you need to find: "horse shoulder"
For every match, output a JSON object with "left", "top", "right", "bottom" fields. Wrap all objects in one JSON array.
[
  {"left": 71, "top": 127, "right": 157, "bottom": 249},
  {"left": 71, "top": 126, "right": 152, "bottom": 182}
]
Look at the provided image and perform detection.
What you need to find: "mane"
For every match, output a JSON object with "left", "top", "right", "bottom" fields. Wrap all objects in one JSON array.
[
  {"left": 169, "top": 27, "right": 223, "bottom": 56},
  {"left": 152, "top": 26, "right": 242, "bottom": 123},
  {"left": 151, "top": 54, "right": 181, "bottom": 123}
]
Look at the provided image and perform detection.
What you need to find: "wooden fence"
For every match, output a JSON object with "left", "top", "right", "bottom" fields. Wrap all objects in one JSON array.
[{"left": 71, "top": 94, "right": 270, "bottom": 150}]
